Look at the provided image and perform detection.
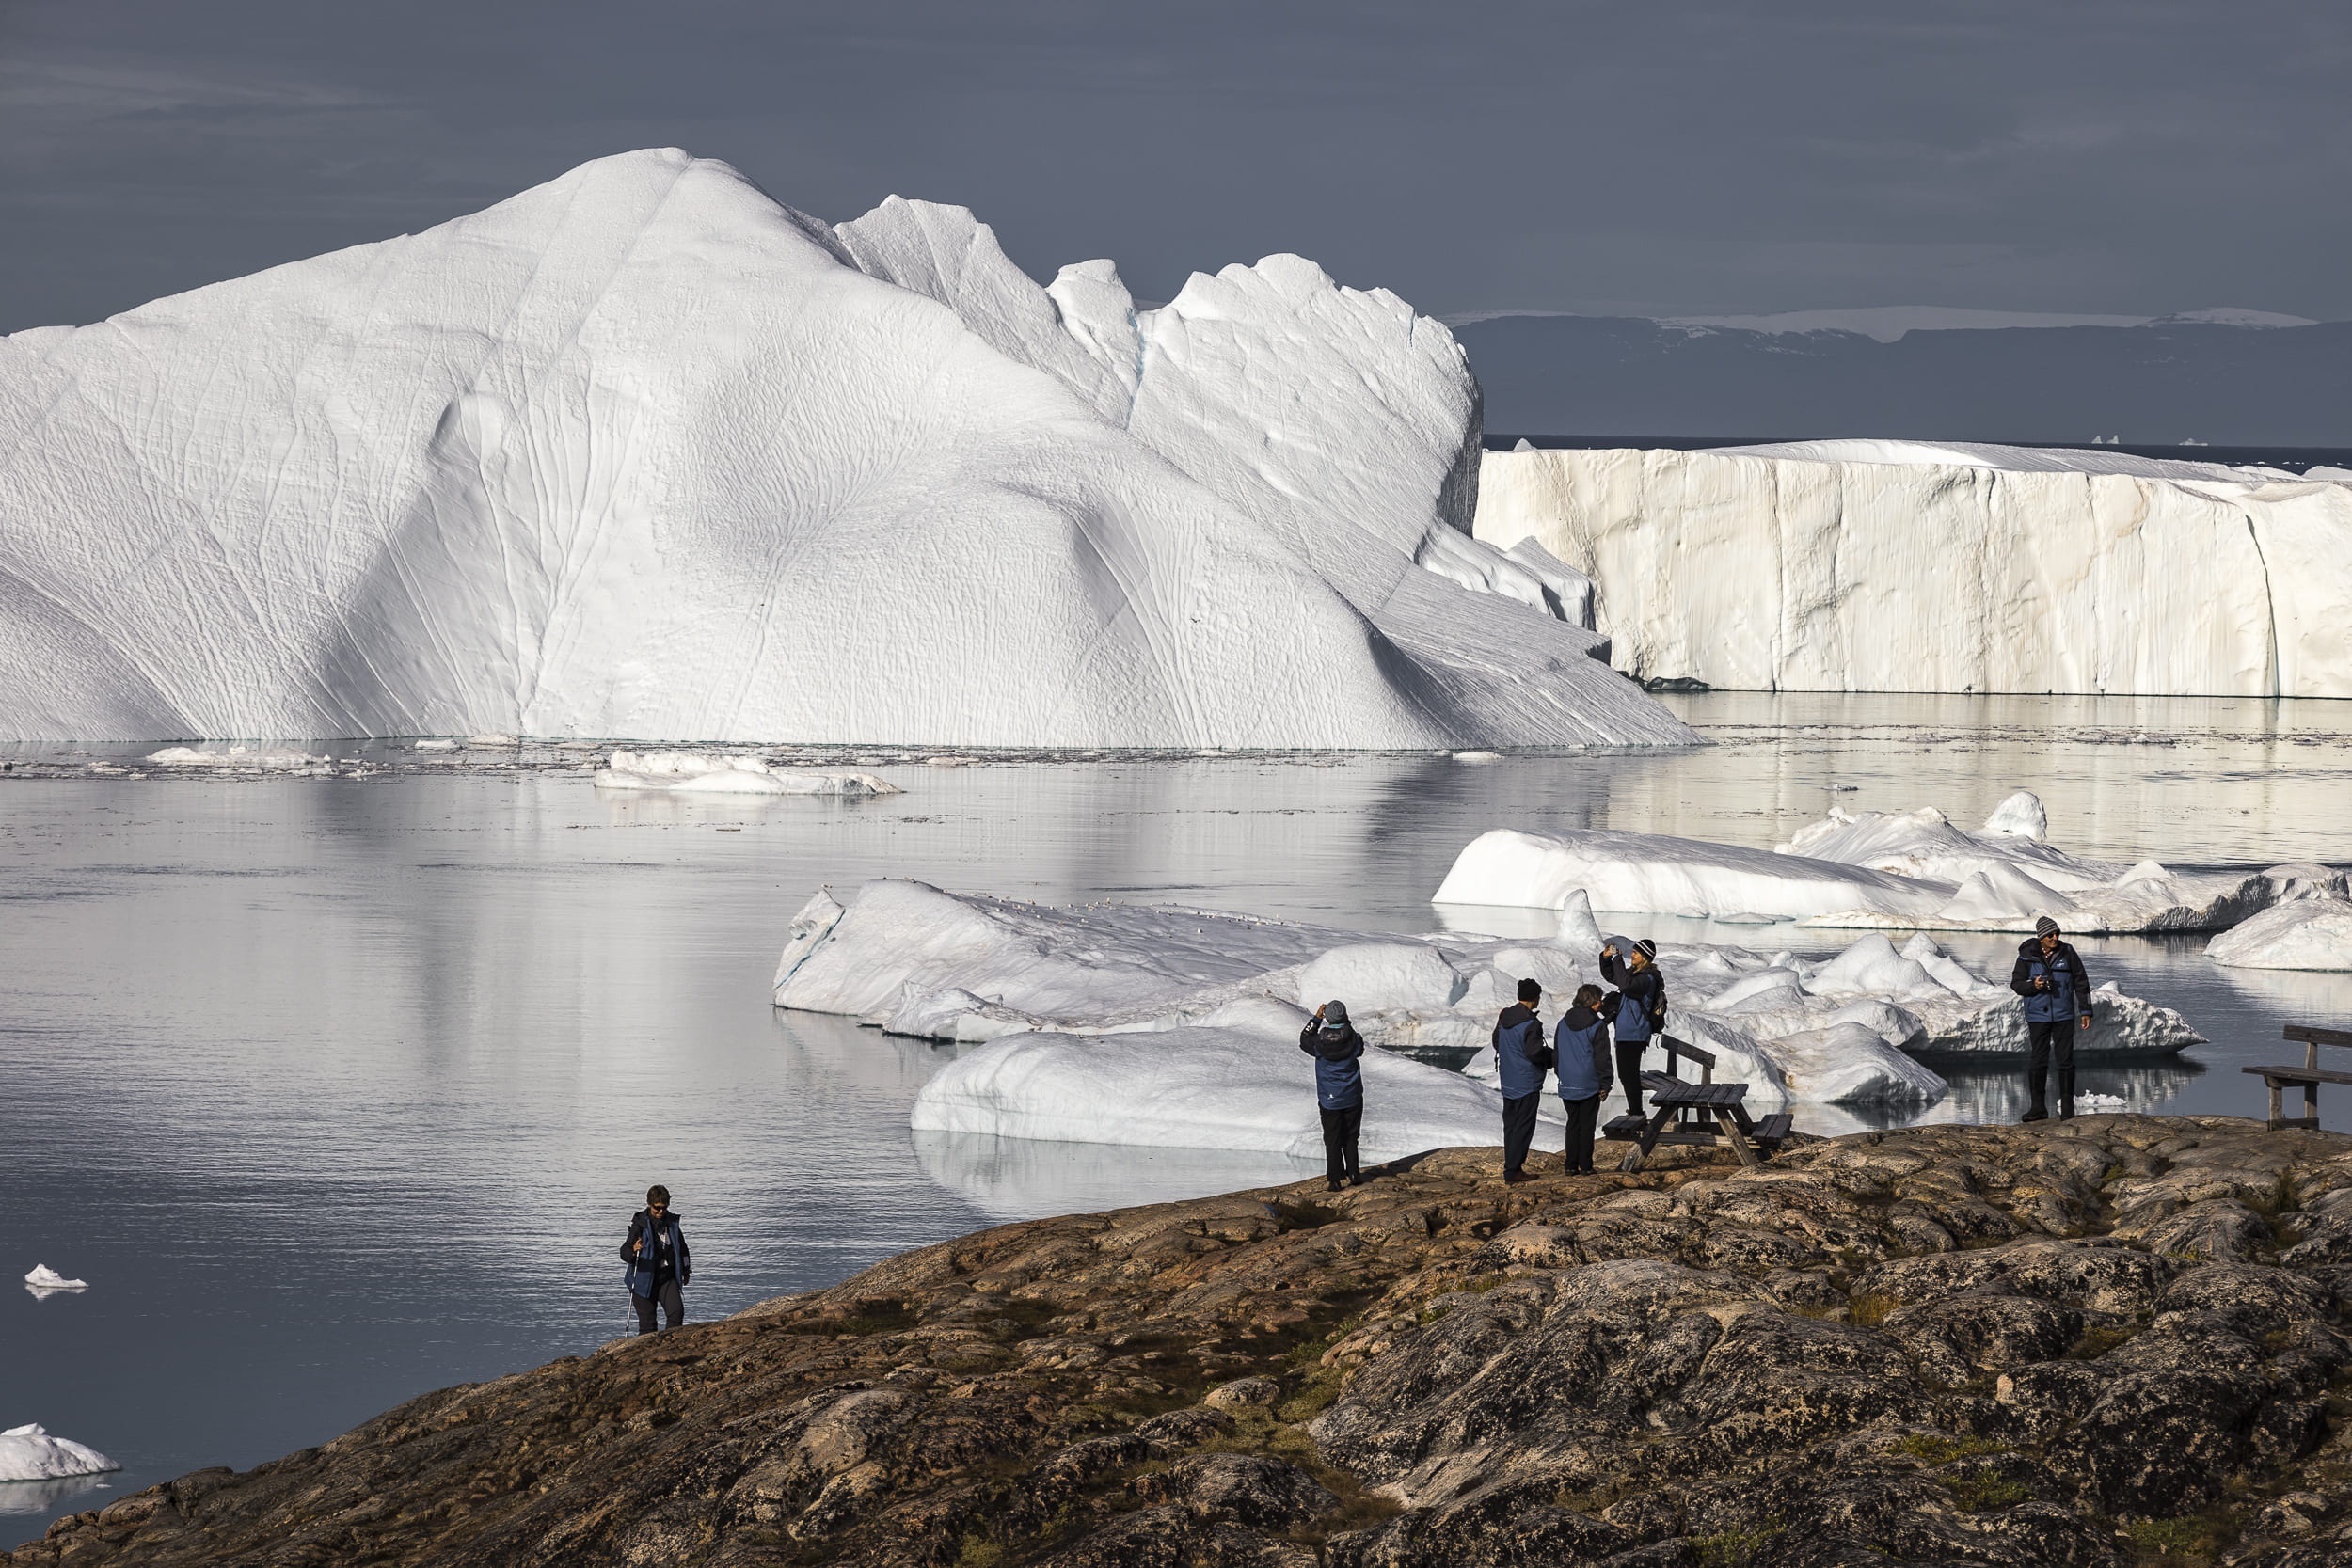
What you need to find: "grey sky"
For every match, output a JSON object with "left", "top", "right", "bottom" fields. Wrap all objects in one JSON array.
[{"left": 4, "top": 0, "right": 2347, "bottom": 333}]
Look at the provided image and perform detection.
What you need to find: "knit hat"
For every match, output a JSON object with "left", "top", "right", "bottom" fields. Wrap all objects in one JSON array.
[
  {"left": 2034, "top": 916, "right": 2059, "bottom": 937},
  {"left": 1634, "top": 937, "right": 1658, "bottom": 959},
  {"left": 1320, "top": 1000, "right": 1350, "bottom": 1027}
]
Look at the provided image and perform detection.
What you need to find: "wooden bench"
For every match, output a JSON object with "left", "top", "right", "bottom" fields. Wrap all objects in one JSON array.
[
  {"left": 2243, "top": 1024, "right": 2352, "bottom": 1131},
  {"left": 1600, "top": 1034, "right": 1796, "bottom": 1170}
]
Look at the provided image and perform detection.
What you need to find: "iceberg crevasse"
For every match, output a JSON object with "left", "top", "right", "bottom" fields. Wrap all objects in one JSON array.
[{"left": 0, "top": 150, "right": 1690, "bottom": 750}]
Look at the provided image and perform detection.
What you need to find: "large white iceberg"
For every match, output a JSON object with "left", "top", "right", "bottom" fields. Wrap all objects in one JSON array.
[
  {"left": 775, "top": 879, "right": 2201, "bottom": 1148},
  {"left": 0, "top": 1424, "right": 117, "bottom": 1482},
  {"left": 0, "top": 149, "right": 1691, "bottom": 751},
  {"left": 1473, "top": 439, "right": 2352, "bottom": 697},
  {"left": 2207, "top": 901, "right": 2352, "bottom": 971},
  {"left": 1435, "top": 789, "right": 2344, "bottom": 935}
]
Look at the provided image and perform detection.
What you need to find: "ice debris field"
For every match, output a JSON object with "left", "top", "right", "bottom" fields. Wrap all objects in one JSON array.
[
  {"left": 1435, "top": 790, "right": 2348, "bottom": 935},
  {"left": 771, "top": 876, "right": 2206, "bottom": 1152},
  {"left": 1476, "top": 439, "right": 2352, "bottom": 698},
  {"left": 0, "top": 1425, "right": 115, "bottom": 1484},
  {"left": 0, "top": 148, "right": 1687, "bottom": 752},
  {"left": 590, "top": 751, "right": 900, "bottom": 797}
]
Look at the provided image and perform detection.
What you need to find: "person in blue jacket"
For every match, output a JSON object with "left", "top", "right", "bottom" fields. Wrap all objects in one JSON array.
[
  {"left": 1494, "top": 977, "right": 1552, "bottom": 1184},
  {"left": 1299, "top": 1001, "right": 1367, "bottom": 1191},
  {"left": 1600, "top": 936, "right": 1667, "bottom": 1117},
  {"left": 1553, "top": 983, "right": 1615, "bottom": 1175},
  {"left": 622, "top": 1184, "right": 691, "bottom": 1334},
  {"left": 2010, "top": 916, "right": 2093, "bottom": 1122}
]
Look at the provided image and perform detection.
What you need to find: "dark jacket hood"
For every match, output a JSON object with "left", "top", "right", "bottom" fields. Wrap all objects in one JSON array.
[
  {"left": 1563, "top": 1004, "right": 1600, "bottom": 1030},
  {"left": 1497, "top": 1003, "right": 1537, "bottom": 1028},
  {"left": 2017, "top": 937, "right": 2073, "bottom": 958}
]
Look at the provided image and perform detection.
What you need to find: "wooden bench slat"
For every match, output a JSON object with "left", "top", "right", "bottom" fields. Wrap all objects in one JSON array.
[
  {"left": 2287, "top": 1025, "right": 2352, "bottom": 1049},
  {"left": 2243, "top": 1067, "right": 2352, "bottom": 1086}
]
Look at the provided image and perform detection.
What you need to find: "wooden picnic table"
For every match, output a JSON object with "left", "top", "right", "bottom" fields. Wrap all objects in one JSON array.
[{"left": 1600, "top": 1035, "right": 1796, "bottom": 1170}]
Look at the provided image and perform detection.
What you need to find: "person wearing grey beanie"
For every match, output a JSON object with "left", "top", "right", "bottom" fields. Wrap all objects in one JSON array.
[
  {"left": 1299, "top": 1000, "right": 1367, "bottom": 1190},
  {"left": 2010, "top": 916, "right": 2092, "bottom": 1121}
]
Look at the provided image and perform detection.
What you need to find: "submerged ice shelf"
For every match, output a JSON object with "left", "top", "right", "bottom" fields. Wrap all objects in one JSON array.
[
  {"left": 770, "top": 879, "right": 2201, "bottom": 1155},
  {"left": 1435, "top": 790, "right": 2345, "bottom": 935},
  {"left": 0, "top": 149, "right": 1689, "bottom": 752}
]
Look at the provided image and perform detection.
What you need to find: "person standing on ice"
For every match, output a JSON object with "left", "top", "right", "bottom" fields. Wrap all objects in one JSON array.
[
  {"left": 622, "top": 1185, "right": 691, "bottom": 1334},
  {"left": 2010, "top": 917, "right": 2093, "bottom": 1122},
  {"left": 1494, "top": 978, "right": 1552, "bottom": 1184},
  {"left": 1299, "top": 1002, "right": 1366, "bottom": 1191},
  {"left": 1600, "top": 936, "right": 1667, "bottom": 1117},
  {"left": 1553, "top": 983, "right": 1614, "bottom": 1175}
]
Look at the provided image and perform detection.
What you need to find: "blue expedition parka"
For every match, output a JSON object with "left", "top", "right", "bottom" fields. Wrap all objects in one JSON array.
[{"left": 1298, "top": 1024, "right": 1365, "bottom": 1110}]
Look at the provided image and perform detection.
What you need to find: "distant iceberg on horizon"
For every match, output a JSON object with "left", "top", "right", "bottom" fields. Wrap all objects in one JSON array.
[
  {"left": 1477, "top": 437, "right": 2352, "bottom": 698},
  {"left": 0, "top": 149, "right": 1689, "bottom": 751}
]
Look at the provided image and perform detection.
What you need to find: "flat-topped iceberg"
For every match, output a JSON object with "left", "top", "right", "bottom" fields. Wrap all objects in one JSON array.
[
  {"left": 0, "top": 149, "right": 1691, "bottom": 751},
  {"left": 1436, "top": 789, "right": 2344, "bottom": 935},
  {"left": 592, "top": 751, "right": 899, "bottom": 797},
  {"left": 774, "top": 879, "right": 2203, "bottom": 1152},
  {"left": 0, "top": 1424, "right": 117, "bottom": 1482},
  {"left": 1474, "top": 439, "right": 2352, "bottom": 697},
  {"left": 2207, "top": 901, "right": 2352, "bottom": 971}
]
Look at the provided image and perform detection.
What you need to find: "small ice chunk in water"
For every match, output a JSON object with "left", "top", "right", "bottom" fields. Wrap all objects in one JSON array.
[
  {"left": 23, "top": 1264, "right": 87, "bottom": 1291},
  {"left": 0, "top": 1424, "right": 119, "bottom": 1481}
]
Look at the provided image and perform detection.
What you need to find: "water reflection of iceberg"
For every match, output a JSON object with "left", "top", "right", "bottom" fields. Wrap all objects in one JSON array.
[
  {"left": 0, "top": 1475, "right": 112, "bottom": 1516},
  {"left": 1808, "top": 1056, "right": 2207, "bottom": 1133},
  {"left": 913, "top": 1129, "right": 1313, "bottom": 1225}
]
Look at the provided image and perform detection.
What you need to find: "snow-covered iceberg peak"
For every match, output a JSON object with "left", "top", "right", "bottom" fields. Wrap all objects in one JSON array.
[{"left": 0, "top": 149, "right": 1692, "bottom": 751}]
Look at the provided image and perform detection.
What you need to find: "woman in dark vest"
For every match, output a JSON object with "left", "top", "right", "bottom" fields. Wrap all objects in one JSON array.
[{"left": 622, "top": 1183, "right": 692, "bottom": 1334}]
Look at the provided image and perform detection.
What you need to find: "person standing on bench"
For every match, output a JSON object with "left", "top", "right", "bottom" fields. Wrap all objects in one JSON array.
[
  {"left": 1300, "top": 1001, "right": 1367, "bottom": 1191},
  {"left": 1553, "top": 983, "right": 1613, "bottom": 1175},
  {"left": 1494, "top": 977, "right": 1552, "bottom": 1184},
  {"left": 2010, "top": 915, "right": 2093, "bottom": 1122},
  {"left": 1600, "top": 936, "right": 1667, "bottom": 1117}
]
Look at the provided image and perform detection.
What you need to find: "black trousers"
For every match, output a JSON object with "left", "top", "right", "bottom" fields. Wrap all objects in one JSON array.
[
  {"left": 1319, "top": 1103, "right": 1362, "bottom": 1183},
  {"left": 1561, "top": 1095, "right": 1602, "bottom": 1173},
  {"left": 2027, "top": 1020, "right": 2076, "bottom": 1108},
  {"left": 1502, "top": 1092, "right": 1540, "bottom": 1175},
  {"left": 1616, "top": 1038, "right": 1649, "bottom": 1115},
  {"left": 632, "top": 1279, "right": 684, "bottom": 1334}
]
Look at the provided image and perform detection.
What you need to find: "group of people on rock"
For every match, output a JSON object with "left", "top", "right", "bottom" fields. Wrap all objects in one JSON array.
[
  {"left": 1300, "top": 915, "right": 2101, "bottom": 1192},
  {"left": 627, "top": 922, "right": 2099, "bottom": 1334},
  {"left": 1298, "top": 934, "right": 1670, "bottom": 1191}
]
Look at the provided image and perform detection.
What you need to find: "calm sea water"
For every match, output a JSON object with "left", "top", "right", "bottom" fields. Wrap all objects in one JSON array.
[{"left": 4, "top": 692, "right": 2349, "bottom": 1536}]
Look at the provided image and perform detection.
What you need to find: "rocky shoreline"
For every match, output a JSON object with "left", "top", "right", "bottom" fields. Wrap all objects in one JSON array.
[{"left": 19, "top": 1116, "right": 2352, "bottom": 1567}]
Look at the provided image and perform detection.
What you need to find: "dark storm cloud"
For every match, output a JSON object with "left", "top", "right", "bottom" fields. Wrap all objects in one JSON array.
[{"left": 3, "top": 0, "right": 2346, "bottom": 331}]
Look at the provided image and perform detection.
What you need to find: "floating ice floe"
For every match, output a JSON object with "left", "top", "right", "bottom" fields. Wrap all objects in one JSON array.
[
  {"left": 0, "top": 149, "right": 1691, "bottom": 751},
  {"left": 1435, "top": 789, "right": 2345, "bottom": 935},
  {"left": 0, "top": 1425, "right": 118, "bottom": 1482},
  {"left": 913, "top": 1026, "right": 1566, "bottom": 1160},
  {"left": 592, "top": 751, "right": 901, "bottom": 797},
  {"left": 1474, "top": 439, "right": 2352, "bottom": 698},
  {"left": 2206, "top": 900, "right": 2352, "bottom": 972},
  {"left": 773, "top": 879, "right": 2204, "bottom": 1151},
  {"left": 23, "top": 1265, "right": 86, "bottom": 1296},
  {"left": 145, "top": 745, "right": 326, "bottom": 768}
]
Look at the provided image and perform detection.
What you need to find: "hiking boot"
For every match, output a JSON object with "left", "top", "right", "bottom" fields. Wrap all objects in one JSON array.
[
  {"left": 2021, "top": 1105, "right": 2048, "bottom": 1123},
  {"left": 1348, "top": 1175, "right": 1367, "bottom": 1187},
  {"left": 1504, "top": 1170, "right": 1533, "bottom": 1185},
  {"left": 1327, "top": 1179, "right": 1344, "bottom": 1193}
]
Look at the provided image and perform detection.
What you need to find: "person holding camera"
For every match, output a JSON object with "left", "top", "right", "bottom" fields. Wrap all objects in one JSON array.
[
  {"left": 1600, "top": 936, "right": 1667, "bottom": 1117},
  {"left": 2010, "top": 916, "right": 2093, "bottom": 1122},
  {"left": 1299, "top": 1001, "right": 1367, "bottom": 1191}
]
